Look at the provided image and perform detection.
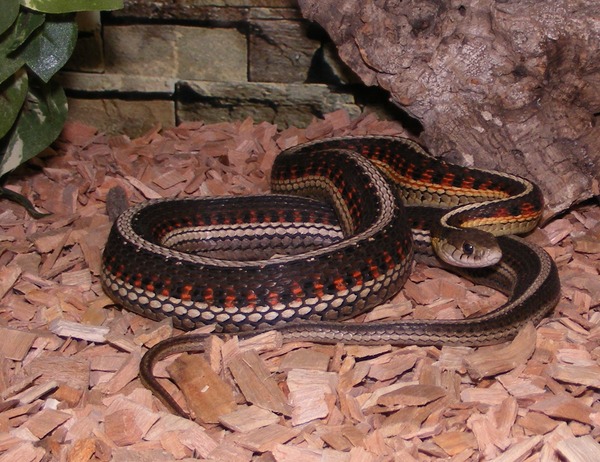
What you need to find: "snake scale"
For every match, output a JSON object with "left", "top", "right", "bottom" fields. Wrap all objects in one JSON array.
[{"left": 101, "top": 136, "right": 561, "bottom": 417}]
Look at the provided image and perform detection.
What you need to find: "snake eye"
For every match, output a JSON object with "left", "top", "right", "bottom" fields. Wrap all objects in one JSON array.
[{"left": 462, "top": 242, "right": 474, "bottom": 256}]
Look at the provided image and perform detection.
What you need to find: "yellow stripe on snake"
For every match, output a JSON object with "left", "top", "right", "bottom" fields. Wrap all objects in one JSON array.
[{"left": 101, "top": 136, "right": 560, "bottom": 417}]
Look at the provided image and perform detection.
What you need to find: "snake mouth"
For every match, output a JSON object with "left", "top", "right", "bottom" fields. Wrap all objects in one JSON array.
[{"left": 432, "top": 228, "right": 503, "bottom": 268}]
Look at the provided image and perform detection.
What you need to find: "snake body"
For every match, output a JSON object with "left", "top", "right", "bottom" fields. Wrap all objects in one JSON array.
[{"left": 101, "top": 136, "right": 560, "bottom": 416}]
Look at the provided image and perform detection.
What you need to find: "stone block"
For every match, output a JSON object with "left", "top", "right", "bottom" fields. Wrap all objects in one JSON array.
[
  {"left": 176, "top": 80, "right": 360, "bottom": 127},
  {"left": 178, "top": 28, "right": 247, "bottom": 82},
  {"left": 65, "top": 12, "right": 104, "bottom": 73},
  {"left": 66, "top": 98, "right": 175, "bottom": 137},
  {"left": 104, "top": 25, "right": 177, "bottom": 78},
  {"left": 249, "top": 20, "right": 319, "bottom": 83},
  {"left": 111, "top": 2, "right": 248, "bottom": 21},
  {"left": 58, "top": 72, "right": 176, "bottom": 94},
  {"left": 103, "top": 25, "right": 247, "bottom": 82}
]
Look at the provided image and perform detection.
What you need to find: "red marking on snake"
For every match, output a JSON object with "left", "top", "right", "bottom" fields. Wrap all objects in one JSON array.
[
  {"left": 382, "top": 251, "right": 395, "bottom": 270},
  {"left": 203, "top": 288, "right": 214, "bottom": 303},
  {"left": 441, "top": 173, "right": 456, "bottom": 187},
  {"left": 267, "top": 292, "right": 280, "bottom": 306},
  {"left": 313, "top": 279, "right": 325, "bottom": 298},
  {"left": 290, "top": 282, "right": 304, "bottom": 300},
  {"left": 224, "top": 287, "right": 236, "bottom": 308},
  {"left": 367, "top": 259, "right": 380, "bottom": 279},
  {"left": 352, "top": 270, "right": 363, "bottom": 287},
  {"left": 334, "top": 277, "right": 347, "bottom": 292},
  {"left": 245, "top": 290, "right": 257, "bottom": 306},
  {"left": 181, "top": 284, "right": 193, "bottom": 301}
]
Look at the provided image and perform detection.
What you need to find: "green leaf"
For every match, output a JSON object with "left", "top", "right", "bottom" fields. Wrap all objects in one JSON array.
[
  {"left": 22, "top": 15, "right": 78, "bottom": 83},
  {"left": 0, "top": 78, "right": 67, "bottom": 178},
  {"left": 7, "top": 10, "right": 46, "bottom": 53},
  {"left": 0, "top": 58, "right": 24, "bottom": 87},
  {"left": 0, "top": 11, "right": 45, "bottom": 85},
  {"left": 20, "top": 0, "right": 123, "bottom": 14},
  {"left": 0, "top": 69, "right": 28, "bottom": 139},
  {"left": 0, "top": 0, "right": 20, "bottom": 35}
]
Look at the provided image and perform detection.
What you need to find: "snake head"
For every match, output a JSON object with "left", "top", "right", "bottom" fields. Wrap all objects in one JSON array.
[{"left": 432, "top": 228, "right": 502, "bottom": 268}]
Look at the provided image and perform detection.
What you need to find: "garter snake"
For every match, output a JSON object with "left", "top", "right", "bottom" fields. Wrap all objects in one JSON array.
[{"left": 101, "top": 136, "right": 560, "bottom": 417}]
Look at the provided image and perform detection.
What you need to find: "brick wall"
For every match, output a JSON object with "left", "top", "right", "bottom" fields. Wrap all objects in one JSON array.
[{"left": 60, "top": 0, "right": 398, "bottom": 137}]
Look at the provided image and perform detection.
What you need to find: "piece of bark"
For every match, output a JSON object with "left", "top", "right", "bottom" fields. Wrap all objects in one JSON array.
[
  {"left": 528, "top": 395, "right": 593, "bottom": 425},
  {"left": 366, "top": 353, "right": 418, "bottom": 382},
  {"left": 0, "top": 442, "right": 46, "bottom": 462},
  {"left": 0, "top": 265, "right": 21, "bottom": 300},
  {"left": 175, "top": 428, "right": 220, "bottom": 459},
  {"left": 21, "top": 409, "right": 71, "bottom": 439},
  {"left": 26, "top": 355, "right": 90, "bottom": 391},
  {"left": 12, "top": 381, "right": 59, "bottom": 405},
  {"left": 233, "top": 423, "right": 300, "bottom": 453},
  {"left": 94, "top": 350, "right": 142, "bottom": 395},
  {"left": 218, "top": 404, "right": 280, "bottom": 432},
  {"left": 48, "top": 319, "right": 110, "bottom": 343},
  {"left": 133, "top": 318, "right": 174, "bottom": 348},
  {"left": 287, "top": 369, "right": 338, "bottom": 426},
  {"left": 279, "top": 349, "right": 331, "bottom": 372},
  {"left": 167, "top": 353, "right": 236, "bottom": 424},
  {"left": 460, "top": 384, "right": 510, "bottom": 406},
  {"left": 486, "top": 435, "right": 543, "bottom": 462},
  {"left": 376, "top": 384, "right": 446, "bottom": 409},
  {"left": 298, "top": 0, "right": 600, "bottom": 215},
  {"left": 104, "top": 408, "right": 155, "bottom": 447},
  {"left": 65, "top": 438, "right": 100, "bottom": 462},
  {"left": 104, "top": 396, "right": 161, "bottom": 446},
  {"left": 556, "top": 435, "right": 600, "bottom": 462},
  {"left": 0, "top": 328, "right": 37, "bottom": 361},
  {"left": 227, "top": 349, "right": 291, "bottom": 416},
  {"left": 432, "top": 431, "right": 477, "bottom": 457},
  {"left": 518, "top": 412, "right": 559, "bottom": 435},
  {"left": 545, "top": 363, "right": 600, "bottom": 388},
  {"left": 60, "top": 269, "right": 92, "bottom": 289},
  {"left": 465, "top": 323, "right": 537, "bottom": 379}
]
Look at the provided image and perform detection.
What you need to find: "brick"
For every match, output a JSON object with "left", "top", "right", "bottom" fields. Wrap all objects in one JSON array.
[
  {"left": 66, "top": 98, "right": 175, "bottom": 137},
  {"left": 176, "top": 80, "right": 360, "bottom": 128},
  {"left": 104, "top": 25, "right": 247, "bottom": 82},
  {"left": 178, "top": 28, "right": 247, "bottom": 82},
  {"left": 104, "top": 25, "right": 177, "bottom": 78},
  {"left": 249, "top": 20, "right": 319, "bottom": 83}
]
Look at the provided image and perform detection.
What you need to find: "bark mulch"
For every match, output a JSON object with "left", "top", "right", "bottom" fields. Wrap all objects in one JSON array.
[{"left": 0, "top": 110, "right": 599, "bottom": 461}]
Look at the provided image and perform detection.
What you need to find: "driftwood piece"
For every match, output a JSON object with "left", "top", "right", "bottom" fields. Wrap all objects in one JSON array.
[{"left": 298, "top": 0, "right": 600, "bottom": 215}]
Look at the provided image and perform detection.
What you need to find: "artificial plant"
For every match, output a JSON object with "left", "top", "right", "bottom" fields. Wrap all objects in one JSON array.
[{"left": 0, "top": 0, "right": 122, "bottom": 216}]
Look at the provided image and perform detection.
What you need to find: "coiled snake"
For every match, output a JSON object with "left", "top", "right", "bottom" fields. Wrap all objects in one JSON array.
[{"left": 101, "top": 136, "right": 560, "bottom": 417}]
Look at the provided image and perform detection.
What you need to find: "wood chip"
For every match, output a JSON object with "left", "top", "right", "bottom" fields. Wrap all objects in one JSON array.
[
  {"left": 376, "top": 384, "right": 446, "bottom": 408},
  {"left": 49, "top": 319, "right": 110, "bottom": 343},
  {"left": 0, "top": 328, "right": 37, "bottom": 361},
  {"left": 556, "top": 435, "right": 600, "bottom": 462},
  {"left": 545, "top": 363, "right": 600, "bottom": 388},
  {"left": 1, "top": 112, "right": 598, "bottom": 459},
  {"left": 21, "top": 409, "right": 71, "bottom": 439},
  {"left": 219, "top": 405, "right": 280, "bottom": 432},
  {"left": 465, "top": 322, "right": 537, "bottom": 379},
  {"left": 234, "top": 424, "right": 300, "bottom": 452},
  {"left": 287, "top": 369, "right": 338, "bottom": 425},
  {"left": 0, "top": 265, "right": 21, "bottom": 299},
  {"left": 528, "top": 395, "right": 593, "bottom": 425},
  {"left": 279, "top": 348, "right": 331, "bottom": 372},
  {"left": 168, "top": 353, "right": 236, "bottom": 423},
  {"left": 227, "top": 349, "right": 291, "bottom": 416}
]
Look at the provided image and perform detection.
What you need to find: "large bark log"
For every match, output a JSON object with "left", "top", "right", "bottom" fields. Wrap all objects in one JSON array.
[{"left": 299, "top": 0, "right": 600, "bottom": 216}]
